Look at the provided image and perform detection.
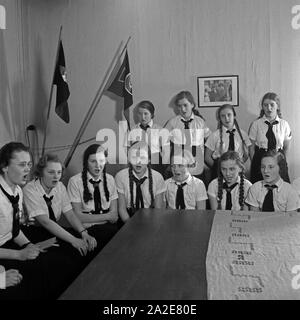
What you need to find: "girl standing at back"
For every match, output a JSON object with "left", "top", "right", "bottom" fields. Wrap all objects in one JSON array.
[
  {"left": 208, "top": 151, "right": 252, "bottom": 211},
  {"left": 249, "top": 92, "right": 291, "bottom": 183},
  {"left": 205, "top": 104, "right": 251, "bottom": 181},
  {"left": 126, "top": 100, "right": 166, "bottom": 175},
  {"left": 115, "top": 141, "right": 166, "bottom": 225},
  {"left": 164, "top": 90, "right": 211, "bottom": 179}
]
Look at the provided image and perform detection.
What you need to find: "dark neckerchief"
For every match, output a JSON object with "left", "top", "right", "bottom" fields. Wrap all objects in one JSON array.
[{"left": 0, "top": 183, "right": 20, "bottom": 238}]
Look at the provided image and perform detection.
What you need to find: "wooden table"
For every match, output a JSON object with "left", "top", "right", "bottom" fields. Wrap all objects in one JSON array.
[{"left": 59, "top": 209, "right": 215, "bottom": 300}]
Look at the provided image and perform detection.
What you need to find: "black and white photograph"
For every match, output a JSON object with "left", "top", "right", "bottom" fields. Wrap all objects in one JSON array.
[{"left": 1, "top": 0, "right": 300, "bottom": 308}]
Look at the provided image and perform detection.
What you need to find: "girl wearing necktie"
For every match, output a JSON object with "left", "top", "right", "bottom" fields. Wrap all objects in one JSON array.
[
  {"left": 23, "top": 154, "right": 99, "bottom": 296},
  {"left": 115, "top": 141, "right": 166, "bottom": 225},
  {"left": 23, "top": 153, "right": 96, "bottom": 255},
  {"left": 165, "top": 149, "right": 207, "bottom": 210},
  {"left": 205, "top": 104, "right": 251, "bottom": 181},
  {"left": 164, "top": 91, "right": 211, "bottom": 180},
  {"left": 249, "top": 92, "right": 291, "bottom": 183},
  {"left": 0, "top": 143, "right": 66, "bottom": 300},
  {"left": 67, "top": 144, "right": 119, "bottom": 249},
  {"left": 246, "top": 151, "right": 299, "bottom": 212},
  {"left": 126, "top": 100, "right": 166, "bottom": 175},
  {"left": 208, "top": 151, "right": 252, "bottom": 211}
]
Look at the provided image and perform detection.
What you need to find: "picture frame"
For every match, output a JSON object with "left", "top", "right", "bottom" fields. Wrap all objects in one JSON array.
[{"left": 197, "top": 75, "right": 239, "bottom": 107}]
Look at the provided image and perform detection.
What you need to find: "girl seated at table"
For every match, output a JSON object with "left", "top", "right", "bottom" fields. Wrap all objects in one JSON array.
[
  {"left": 205, "top": 104, "right": 251, "bottom": 181},
  {"left": 67, "top": 144, "right": 119, "bottom": 249},
  {"left": 245, "top": 150, "right": 299, "bottom": 212},
  {"left": 165, "top": 149, "right": 207, "bottom": 210},
  {"left": 22, "top": 153, "right": 97, "bottom": 269},
  {"left": 208, "top": 151, "right": 252, "bottom": 211},
  {"left": 115, "top": 141, "right": 166, "bottom": 224}
]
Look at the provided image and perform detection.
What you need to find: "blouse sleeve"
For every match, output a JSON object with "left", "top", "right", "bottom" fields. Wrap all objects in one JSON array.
[{"left": 67, "top": 176, "right": 82, "bottom": 204}]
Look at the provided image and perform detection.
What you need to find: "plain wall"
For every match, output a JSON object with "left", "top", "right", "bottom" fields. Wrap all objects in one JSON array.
[{"left": 1, "top": 0, "right": 300, "bottom": 181}]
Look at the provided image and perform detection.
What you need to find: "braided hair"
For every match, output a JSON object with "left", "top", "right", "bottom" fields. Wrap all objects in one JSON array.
[
  {"left": 128, "top": 141, "right": 155, "bottom": 209},
  {"left": 259, "top": 92, "right": 282, "bottom": 119},
  {"left": 82, "top": 144, "right": 109, "bottom": 204},
  {"left": 216, "top": 104, "right": 248, "bottom": 162},
  {"left": 216, "top": 151, "right": 246, "bottom": 210}
]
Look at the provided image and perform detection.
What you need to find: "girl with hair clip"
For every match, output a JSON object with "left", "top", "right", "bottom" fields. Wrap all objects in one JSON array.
[
  {"left": 67, "top": 144, "right": 119, "bottom": 249},
  {"left": 115, "top": 141, "right": 166, "bottom": 225},
  {"left": 126, "top": 100, "right": 166, "bottom": 175},
  {"left": 164, "top": 90, "right": 211, "bottom": 180},
  {"left": 246, "top": 150, "right": 299, "bottom": 212},
  {"left": 0, "top": 143, "right": 71, "bottom": 300},
  {"left": 165, "top": 149, "right": 207, "bottom": 210},
  {"left": 205, "top": 104, "right": 251, "bottom": 181},
  {"left": 207, "top": 151, "right": 252, "bottom": 211},
  {"left": 249, "top": 92, "right": 291, "bottom": 183},
  {"left": 23, "top": 153, "right": 97, "bottom": 263}
]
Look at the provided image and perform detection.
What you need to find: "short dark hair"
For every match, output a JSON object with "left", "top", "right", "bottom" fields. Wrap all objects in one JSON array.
[
  {"left": 136, "top": 100, "right": 155, "bottom": 118},
  {"left": 0, "top": 142, "right": 30, "bottom": 175}
]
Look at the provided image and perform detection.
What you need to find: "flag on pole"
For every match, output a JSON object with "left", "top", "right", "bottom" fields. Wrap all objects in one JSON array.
[
  {"left": 54, "top": 40, "right": 70, "bottom": 123},
  {"left": 107, "top": 50, "right": 133, "bottom": 125}
]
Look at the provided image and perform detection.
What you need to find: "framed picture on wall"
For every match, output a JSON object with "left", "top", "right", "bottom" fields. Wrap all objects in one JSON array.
[{"left": 197, "top": 75, "right": 239, "bottom": 107}]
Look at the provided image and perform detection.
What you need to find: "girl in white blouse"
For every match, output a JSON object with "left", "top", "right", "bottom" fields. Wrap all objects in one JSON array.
[
  {"left": 115, "top": 141, "right": 166, "bottom": 225},
  {"left": 249, "top": 92, "right": 291, "bottom": 183},
  {"left": 205, "top": 104, "right": 251, "bottom": 181},
  {"left": 208, "top": 151, "right": 252, "bottom": 211}
]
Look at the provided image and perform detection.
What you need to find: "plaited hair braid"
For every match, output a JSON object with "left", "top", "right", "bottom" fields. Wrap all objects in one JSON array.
[
  {"left": 238, "top": 171, "right": 245, "bottom": 210},
  {"left": 128, "top": 164, "right": 135, "bottom": 209},
  {"left": 82, "top": 167, "right": 93, "bottom": 203},
  {"left": 147, "top": 164, "right": 154, "bottom": 208}
]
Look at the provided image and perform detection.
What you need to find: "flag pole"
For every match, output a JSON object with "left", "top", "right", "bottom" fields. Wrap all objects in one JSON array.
[
  {"left": 64, "top": 36, "right": 131, "bottom": 168},
  {"left": 41, "top": 25, "right": 63, "bottom": 156}
]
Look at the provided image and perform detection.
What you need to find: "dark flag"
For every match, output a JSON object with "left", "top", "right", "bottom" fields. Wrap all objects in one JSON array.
[
  {"left": 107, "top": 50, "right": 133, "bottom": 125},
  {"left": 54, "top": 40, "right": 70, "bottom": 123}
]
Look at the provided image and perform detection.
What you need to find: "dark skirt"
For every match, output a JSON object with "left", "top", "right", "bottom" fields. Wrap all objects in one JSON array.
[
  {"left": 0, "top": 240, "right": 47, "bottom": 300},
  {"left": 0, "top": 240, "right": 59, "bottom": 300},
  {"left": 250, "top": 146, "right": 290, "bottom": 183},
  {"left": 84, "top": 223, "right": 119, "bottom": 253},
  {"left": 209, "top": 158, "right": 219, "bottom": 182},
  {"left": 20, "top": 225, "right": 98, "bottom": 298}
]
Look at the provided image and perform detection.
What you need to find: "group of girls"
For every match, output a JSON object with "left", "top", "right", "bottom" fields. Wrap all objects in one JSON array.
[
  {"left": 1, "top": 89, "right": 299, "bottom": 299},
  {"left": 0, "top": 142, "right": 119, "bottom": 300}
]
